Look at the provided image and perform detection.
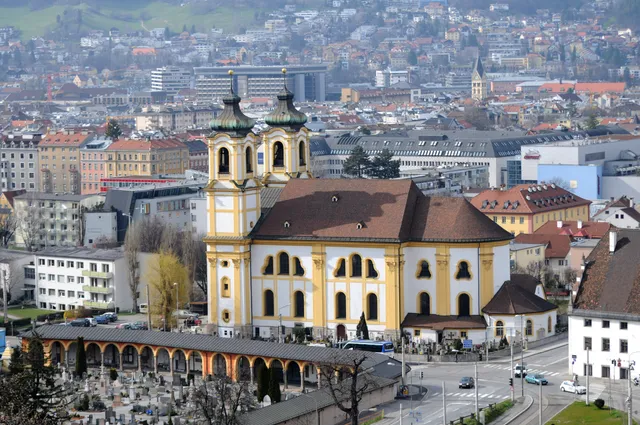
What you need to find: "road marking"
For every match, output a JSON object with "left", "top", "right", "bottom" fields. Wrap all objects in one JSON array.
[
  {"left": 503, "top": 396, "right": 509, "bottom": 399},
  {"left": 547, "top": 356, "right": 568, "bottom": 366},
  {"left": 480, "top": 394, "right": 488, "bottom": 398},
  {"left": 447, "top": 393, "right": 454, "bottom": 396}
]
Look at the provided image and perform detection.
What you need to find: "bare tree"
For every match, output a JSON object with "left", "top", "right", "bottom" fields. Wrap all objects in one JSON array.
[
  {"left": 187, "top": 372, "right": 256, "bottom": 425},
  {"left": 124, "top": 226, "right": 141, "bottom": 313},
  {"left": 16, "top": 196, "right": 42, "bottom": 252},
  {"left": 0, "top": 213, "right": 17, "bottom": 248},
  {"left": 1, "top": 263, "right": 22, "bottom": 323},
  {"left": 137, "top": 216, "right": 166, "bottom": 253},
  {"left": 160, "top": 224, "right": 184, "bottom": 259},
  {"left": 318, "top": 355, "right": 376, "bottom": 425},
  {"left": 182, "top": 232, "right": 207, "bottom": 298}
]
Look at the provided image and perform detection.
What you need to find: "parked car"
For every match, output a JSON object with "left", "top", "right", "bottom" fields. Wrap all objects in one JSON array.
[
  {"left": 130, "top": 321, "right": 148, "bottom": 330},
  {"left": 95, "top": 315, "right": 110, "bottom": 324},
  {"left": 172, "top": 310, "right": 198, "bottom": 319},
  {"left": 115, "top": 322, "right": 132, "bottom": 329},
  {"left": 86, "top": 318, "right": 97, "bottom": 327},
  {"left": 525, "top": 374, "right": 548, "bottom": 385},
  {"left": 514, "top": 364, "right": 528, "bottom": 378},
  {"left": 103, "top": 312, "right": 118, "bottom": 322},
  {"left": 560, "top": 380, "right": 586, "bottom": 394},
  {"left": 70, "top": 319, "right": 90, "bottom": 327},
  {"left": 459, "top": 377, "right": 475, "bottom": 389},
  {"left": 185, "top": 316, "right": 202, "bottom": 327}
]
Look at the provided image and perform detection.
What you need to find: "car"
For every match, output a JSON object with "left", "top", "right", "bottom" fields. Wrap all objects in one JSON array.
[
  {"left": 459, "top": 377, "right": 475, "bottom": 389},
  {"left": 130, "top": 321, "right": 149, "bottom": 330},
  {"left": 172, "top": 310, "right": 198, "bottom": 319},
  {"left": 525, "top": 374, "right": 548, "bottom": 385},
  {"left": 103, "top": 312, "right": 118, "bottom": 322},
  {"left": 514, "top": 364, "right": 528, "bottom": 378},
  {"left": 560, "top": 380, "right": 587, "bottom": 394},
  {"left": 115, "top": 322, "right": 132, "bottom": 329},
  {"left": 86, "top": 318, "right": 97, "bottom": 327},
  {"left": 95, "top": 315, "right": 110, "bottom": 324},
  {"left": 70, "top": 318, "right": 90, "bottom": 327}
]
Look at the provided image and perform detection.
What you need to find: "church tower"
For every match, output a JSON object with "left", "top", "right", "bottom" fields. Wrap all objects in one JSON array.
[
  {"left": 261, "top": 68, "right": 312, "bottom": 187},
  {"left": 205, "top": 71, "right": 259, "bottom": 337},
  {"left": 471, "top": 57, "right": 487, "bottom": 101}
]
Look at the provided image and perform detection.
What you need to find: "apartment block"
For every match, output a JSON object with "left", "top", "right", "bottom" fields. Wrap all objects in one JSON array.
[
  {"left": 150, "top": 66, "right": 191, "bottom": 95},
  {"left": 105, "top": 138, "right": 189, "bottom": 177},
  {"left": 0, "top": 133, "right": 41, "bottom": 191},
  {"left": 79, "top": 137, "right": 112, "bottom": 194},
  {"left": 38, "top": 131, "right": 94, "bottom": 194}
]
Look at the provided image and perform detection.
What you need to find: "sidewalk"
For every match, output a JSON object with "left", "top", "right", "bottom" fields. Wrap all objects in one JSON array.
[{"left": 492, "top": 395, "right": 533, "bottom": 425}]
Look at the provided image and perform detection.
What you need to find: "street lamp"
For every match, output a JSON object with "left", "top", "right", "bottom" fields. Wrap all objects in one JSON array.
[{"left": 278, "top": 304, "right": 291, "bottom": 343}]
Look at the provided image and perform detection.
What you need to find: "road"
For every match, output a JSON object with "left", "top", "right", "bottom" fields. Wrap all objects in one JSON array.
[{"left": 379, "top": 344, "right": 582, "bottom": 425}]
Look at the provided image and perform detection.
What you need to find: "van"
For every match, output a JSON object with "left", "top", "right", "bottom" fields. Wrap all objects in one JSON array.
[{"left": 139, "top": 303, "right": 148, "bottom": 313}]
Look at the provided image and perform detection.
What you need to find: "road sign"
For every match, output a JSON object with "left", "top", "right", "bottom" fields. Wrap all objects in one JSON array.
[
  {"left": 572, "top": 355, "right": 577, "bottom": 360},
  {"left": 463, "top": 339, "right": 473, "bottom": 349}
]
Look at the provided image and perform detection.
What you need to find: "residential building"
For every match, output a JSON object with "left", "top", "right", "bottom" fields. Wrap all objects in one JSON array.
[
  {"left": 0, "top": 133, "right": 41, "bottom": 191},
  {"left": 189, "top": 192, "right": 207, "bottom": 236},
  {"left": 150, "top": 66, "right": 191, "bottom": 95},
  {"left": 13, "top": 192, "right": 104, "bottom": 250},
  {"left": 0, "top": 249, "right": 37, "bottom": 303},
  {"left": 514, "top": 233, "right": 571, "bottom": 278},
  {"left": 593, "top": 196, "right": 640, "bottom": 229},
  {"left": 38, "top": 131, "right": 94, "bottom": 194},
  {"left": 534, "top": 220, "right": 610, "bottom": 240},
  {"left": 509, "top": 242, "right": 546, "bottom": 271},
  {"left": 183, "top": 140, "right": 208, "bottom": 173},
  {"left": 134, "top": 106, "right": 218, "bottom": 132},
  {"left": 79, "top": 137, "right": 112, "bottom": 195},
  {"left": 569, "top": 229, "right": 640, "bottom": 379},
  {"left": 470, "top": 184, "right": 591, "bottom": 234},
  {"left": 105, "top": 139, "right": 189, "bottom": 178}
]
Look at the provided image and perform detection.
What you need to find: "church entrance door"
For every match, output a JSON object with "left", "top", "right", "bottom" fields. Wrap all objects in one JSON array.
[{"left": 336, "top": 324, "right": 347, "bottom": 341}]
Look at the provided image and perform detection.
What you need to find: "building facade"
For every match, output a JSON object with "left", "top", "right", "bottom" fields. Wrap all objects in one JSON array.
[
  {"left": 0, "top": 133, "right": 41, "bottom": 191},
  {"left": 38, "top": 131, "right": 93, "bottom": 194},
  {"left": 80, "top": 138, "right": 112, "bottom": 194},
  {"left": 134, "top": 106, "right": 218, "bottom": 132},
  {"left": 105, "top": 139, "right": 189, "bottom": 178},
  {"left": 150, "top": 66, "right": 191, "bottom": 95}
]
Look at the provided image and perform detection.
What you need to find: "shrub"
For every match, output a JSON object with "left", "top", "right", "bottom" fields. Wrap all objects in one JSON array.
[
  {"left": 453, "top": 338, "right": 463, "bottom": 351},
  {"left": 594, "top": 398, "right": 605, "bottom": 409},
  {"left": 77, "top": 394, "right": 90, "bottom": 411},
  {"left": 109, "top": 368, "right": 118, "bottom": 382}
]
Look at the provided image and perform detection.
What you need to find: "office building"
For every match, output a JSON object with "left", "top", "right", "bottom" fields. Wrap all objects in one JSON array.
[
  {"left": 134, "top": 106, "right": 218, "bottom": 132},
  {"left": 151, "top": 66, "right": 192, "bottom": 95}
]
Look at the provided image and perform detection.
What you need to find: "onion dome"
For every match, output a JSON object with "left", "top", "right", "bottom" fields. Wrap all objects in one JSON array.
[
  {"left": 264, "top": 68, "right": 308, "bottom": 129},
  {"left": 210, "top": 70, "right": 255, "bottom": 135}
]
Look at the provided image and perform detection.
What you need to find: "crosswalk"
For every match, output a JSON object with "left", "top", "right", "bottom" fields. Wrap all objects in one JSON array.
[
  {"left": 481, "top": 364, "right": 560, "bottom": 376},
  {"left": 437, "top": 391, "right": 510, "bottom": 399}
]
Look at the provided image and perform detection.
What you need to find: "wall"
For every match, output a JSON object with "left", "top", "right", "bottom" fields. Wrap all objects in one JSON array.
[
  {"left": 510, "top": 244, "right": 545, "bottom": 271},
  {"left": 84, "top": 211, "right": 117, "bottom": 246},
  {"left": 488, "top": 312, "right": 556, "bottom": 344},
  {"left": 601, "top": 176, "right": 640, "bottom": 202},
  {"left": 537, "top": 164, "right": 602, "bottom": 200},
  {"left": 597, "top": 209, "right": 640, "bottom": 229},
  {"left": 532, "top": 205, "right": 590, "bottom": 231}
]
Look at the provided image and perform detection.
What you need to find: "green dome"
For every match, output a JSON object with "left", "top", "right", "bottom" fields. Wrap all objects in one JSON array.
[
  {"left": 210, "top": 90, "right": 255, "bottom": 135},
  {"left": 264, "top": 86, "right": 307, "bottom": 129}
]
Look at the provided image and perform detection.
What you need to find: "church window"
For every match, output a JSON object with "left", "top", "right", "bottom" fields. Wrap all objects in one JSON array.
[
  {"left": 350, "top": 254, "right": 362, "bottom": 277},
  {"left": 334, "top": 258, "right": 346, "bottom": 277},
  {"left": 336, "top": 292, "right": 346, "bottom": 319},
  {"left": 245, "top": 146, "right": 253, "bottom": 173},
  {"left": 218, "top": 147, "right": 230, "bottom": 174},
  {"left": 455, "top": 261, "right": 472, "bottom": 280},
  {"left": 548, "top": 316, "right": 552, "bottom": 333},
  {"left": 221, "top": 277, "right": 230, "bottom": 298},
  {"left": 419, "top": 292, "right": 430, "bottom": 315},
  {"left": 367, "top": 293, "right": 378, "bottom": 321},
  {"left": 273, "top": 142, "right": 284, "bottom": 167},
  {"left": 264, "top": 290, "right": 275, "bottom": 316},
  {"left": 526, "top": 319, "right": 533, "bottom": 336},
  {"left": 495, "top": 320, "right": 504, "bottom": 337},
  {"left": 457, "top": 293, "right": 470, "bottom": 316},
  {"left": 221, "top": 260, "right": 229, "bottom": 268},
  {"left": 294, "top": 291, "right": 305, "bottom": 318},
  {"left": 278, "top": 252, "right": 290, "bottom": 275},
  {"left": 366, "top": 260, "right": 378, "bottom": 278},
  {"left": 417, "top": 260, "right": 432, "bottom": 279},
  {"left": 293, "top": 257, "right": 305, "bottom": 276},
  {"left": 299, "top": 141, "right": 306, "bottom": 166},
  {"left": 262, "top": 256, "right": 274, "bottom": 275}
]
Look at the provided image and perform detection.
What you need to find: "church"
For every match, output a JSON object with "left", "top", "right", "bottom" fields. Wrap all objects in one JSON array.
[{"left": 205, "top": 70, "right": 557, "bottom": 345}]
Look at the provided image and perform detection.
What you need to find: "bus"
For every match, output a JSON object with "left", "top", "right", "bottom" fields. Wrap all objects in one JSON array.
[
  {"left": 139, "top": 303, "right": 148, "bottom": 313},
  {"left": 342, "top": 340, "right": 395, "bottom": 355}
]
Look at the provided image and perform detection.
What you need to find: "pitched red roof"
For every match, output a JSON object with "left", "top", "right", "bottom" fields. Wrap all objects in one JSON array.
[
  {"left": 107, "top": 138, "right": 187, "bottom": 151},
  {"left": 470, "top": 184, "right": 591, "bottom": 215},
  {"left": 40, "top": 131, "right": 93, "bottom": 147},
  {"left": 534, "top": 221, "right": 610, "bottom": 239},
  {"left": 514, "top": 233, "right": 570, "bottom": 258}
]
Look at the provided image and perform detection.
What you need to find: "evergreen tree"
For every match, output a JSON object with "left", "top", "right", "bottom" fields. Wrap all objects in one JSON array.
[
  {"left": 105, "top": 119, "right": 122, "bottom": 140},
  {"left": 75, "top": 337, "right": 87, "bottom": 378},
  {"left": 191, "top": 24, "right": 196, "bottom": 34},
  {"left": 585, "top": 114, "right": 599, "bottom": 130},
  {"left": 407, "top": 50, "right": 418, "bottom": 66},
  {"left": 624, "top": 67, "right": 632, "bottom": 85},
  {"left": 356, "top": 312, "right": 369, "bottom": 340},
  {"left": 560, "top": 44, "right": 566, "bottom": 63},
  {"left": 368, "top": 149, "right": 400, "bottom": 179},
  {"left": 182, "top": 24, "right": 188, "bottom": 33},
  {"left": 267, "top": 368, "right": 281, "bottom": 403},
  {"left": 8, "top": 345, "right": 24, "bottom": 375},
  {"left": 342, "top": 145, "right": 371, "bottom": 178},
  {"left": 257, "top": 365, "right": 269, "bottom": 402},
  {"left": 571, "top": 46, "right": 577, "bottom": 64},
  {"left": 164, "top": 26, "right": 171, "bottom": 39}
]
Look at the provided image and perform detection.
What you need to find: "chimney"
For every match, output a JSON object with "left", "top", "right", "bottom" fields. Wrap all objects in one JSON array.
[
  {"left": 630, "top": 197, "right": 634, "bottom": 208},
  {"left": 556, "top": 220, "right": 563, "bottom": 228},
  {"left": 577, "top": 220, "right": 583, "bottom": 229},
  {"left": 609, "top": 231, "right": 618, "bottom": 254}
]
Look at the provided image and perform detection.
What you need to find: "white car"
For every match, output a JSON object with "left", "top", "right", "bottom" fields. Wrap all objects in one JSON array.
[
  {"left": 514, "top": 364, "right": 528, "bottom": 377},
  {"left": 172, "top": 310, "right": 198, "bottom": 319},
  {"left": 560, "top": 380, "right": 587, "bottom": 394}
]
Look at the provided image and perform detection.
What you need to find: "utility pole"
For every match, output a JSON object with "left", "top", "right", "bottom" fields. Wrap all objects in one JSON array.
[
  {"left": 586, "top": 348, "right": 590, "bottom": 406},
  {"left": 475, "top": 362, "right": 479, "bottom": 420},
  {"left": 628, "top": 361, "right": 632, "bottom": 425},
  {"left": 400, "top": 404, "right": 403, "bottom": 425},
  {"left": 442, "top": 381, "right": 447, "bottom": 425},
  {"left": 402, "top": 336, "right": 406, "bottom": 385},
  {"left": 539, "top": 381, "right": 543, "bottom": 425},
  {"left": 146, "top": 283, "right": 152, "bottom": 330},
  {"left": 521, "top": 317, "right": 525, "bottom": 397},
  {"left": 511, "top": 327, "right": 515, "bottom": 402}
]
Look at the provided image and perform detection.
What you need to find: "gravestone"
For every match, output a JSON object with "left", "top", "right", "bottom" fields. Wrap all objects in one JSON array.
[
  {"left": 105, "top": 407, "right": 113, "bottom": 420},
  {"left": 112, "top": 394, "right": 122, "bottom": 407},
  {"left": 263, "top": 395, "right": 272, "bottom": 407}
]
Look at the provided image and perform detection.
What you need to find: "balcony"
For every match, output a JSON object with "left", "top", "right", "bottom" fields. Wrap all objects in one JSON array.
[
  {"left": 83, "top": 300, "right": 110, "bottom": 309},
  {"left": 82, "top": 285, "right": 113, "bottom": 294},
  {"left": 82, "top": 270, "right": 113, "bottom": 279}
]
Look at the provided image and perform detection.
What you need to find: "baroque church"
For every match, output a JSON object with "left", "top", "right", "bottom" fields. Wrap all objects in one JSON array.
[{"left": 205, "top": 70, "right": 557, "bottom": 344}]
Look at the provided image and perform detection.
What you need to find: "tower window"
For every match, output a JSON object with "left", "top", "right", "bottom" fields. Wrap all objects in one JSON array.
[
  {"left": 264, "top": 290, "right": 274, "bottom": 316},
  {"left": 273, "top": 141, "right": 284, "bottom": 168},
  {"left": 245, "top": 146, "right": 253, "bottom": 173},
  {"left": 299, "top": 141, "right": 306, "bottom": 166},
  {"left": 455, "top": 261, "right": 472, "bottom": 280},
  {"left": 417, "top": 260, "right": 432, "bottom": 279},
  {"left": 221, "top": 277, "right": 230, "bottom": 298},
  {"left": 262, "top": 256, "right": 274, "bottom": 275},
  {"left": 278, "top": 252, "right": 290, "bottom": 275},
  {"left": 350, "top": 254, "right": 362, "bottom": 277},
  {"left": 218, "top": 147, "right": 230, "bottom": 174}
]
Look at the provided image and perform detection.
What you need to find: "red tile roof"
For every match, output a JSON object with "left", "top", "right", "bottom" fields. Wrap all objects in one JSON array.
[
  {"left": 107, "top": 138, "right": 187, "bottom": 151},
  {"left": 514, "top": 233, "right": 570, "bottom": 258},
  {"left": 470, "top": 184, "right": 591, "bottom": 215},
  {"left": 40, "top": 132, "right": 93, "bottom": 147},
  {"left": 534, "top": 221, "right": 610, "bottom": 239},
  {"left": 574, "top": 82, "right": 626, "bottom": 94}
]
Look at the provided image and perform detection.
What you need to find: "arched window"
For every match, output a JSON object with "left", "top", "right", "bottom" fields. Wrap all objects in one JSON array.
[
  {"left": 366, "top": 259, "right": 378, "bottom": 278},
  {"left": 417, "top": 260, "right": 432, "bottom": 278},
  {"left": 278, "top": 252, "right": 290, "bottom": 275},
  {"left": 336, "top": 292, "right": 346, "bottom": 319},
  {"left": 495, "top": 320, "right": 504, "bottom": 337},
  {"left": 351, "top": 254, "right": 362, "bottom": 277},
  {"left": 262, "top": 256, "right": 274, "bottom": 275},
  {"left": 218, "top": 147, "right": 230, "bottom": 174},
  {"left": 299, "top": 141, "right": 306, "bottom": 166},
  {"left": 526, "top": 319, "right": 533, "bottom": 336},
  {"left": 293, "top": 257, "right": 305, "bottom": 276},
  {"left": 264, "top": 290, "right": 274, "bottom": 316},
  {"left": 367, "top": 293, "right": 378, "bottom": 321},
  {"left": 419, "top": 292, "right": 430, "bottom": 315},
  {"left": 457, "top": 293, "right": 470, "bottom": 316},
  {"left": 245, "top": 146, "right": 253, "bottom": 173},
  {"left": 294, "top": 291, "right": 304, "bottom": 318},
  {"left": 547, "top": 316, "right": 552, "bottom": 333},
  {"left": 334, "top": 258, "right": 346, "bottom": 277},
  {"left": 455, "top": 261, "right": 472, "bottom": 280},
  {"left": 221, "top": 277, "right": 230, "bottom": 298},
  {"left": 273, "top": 141, "right": 284, "bottom": 167}
]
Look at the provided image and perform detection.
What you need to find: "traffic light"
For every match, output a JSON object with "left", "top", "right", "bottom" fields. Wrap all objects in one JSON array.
[
  {"left": 420, "top": 371, "right": 424, "bottom": 379},
  {"left": 509, "top": 378, "right": 513, "bottom": 386}
]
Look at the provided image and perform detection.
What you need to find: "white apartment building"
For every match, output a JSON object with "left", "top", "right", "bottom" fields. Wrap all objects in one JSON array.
[{"left": 151, "top": 66, "right": 192, "bottom": 95}]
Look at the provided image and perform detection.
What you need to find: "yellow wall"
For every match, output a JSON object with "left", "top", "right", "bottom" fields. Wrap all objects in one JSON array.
[
  {"left": 510, "top": 244, "right": 546, "bottom": 270},
  {"left": 532, "top": 205, "right": 590, "bottom": 231},
  {"left": 106, "top": 148, "right": 189, "bottom": 177},
  {"left": 484, "top": 205, "right": 590, "bottom": 235},
  {"left": 487, "top": 214, "right": 531, "bottom": 235}
]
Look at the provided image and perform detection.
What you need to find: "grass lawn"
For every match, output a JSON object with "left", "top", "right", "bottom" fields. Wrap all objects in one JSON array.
[
  {"left": 7, "top": 307, "right": 56, "bottom": 320},
  {"left": 546, "top": 402, "right": 638, "bottom": 424}
]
